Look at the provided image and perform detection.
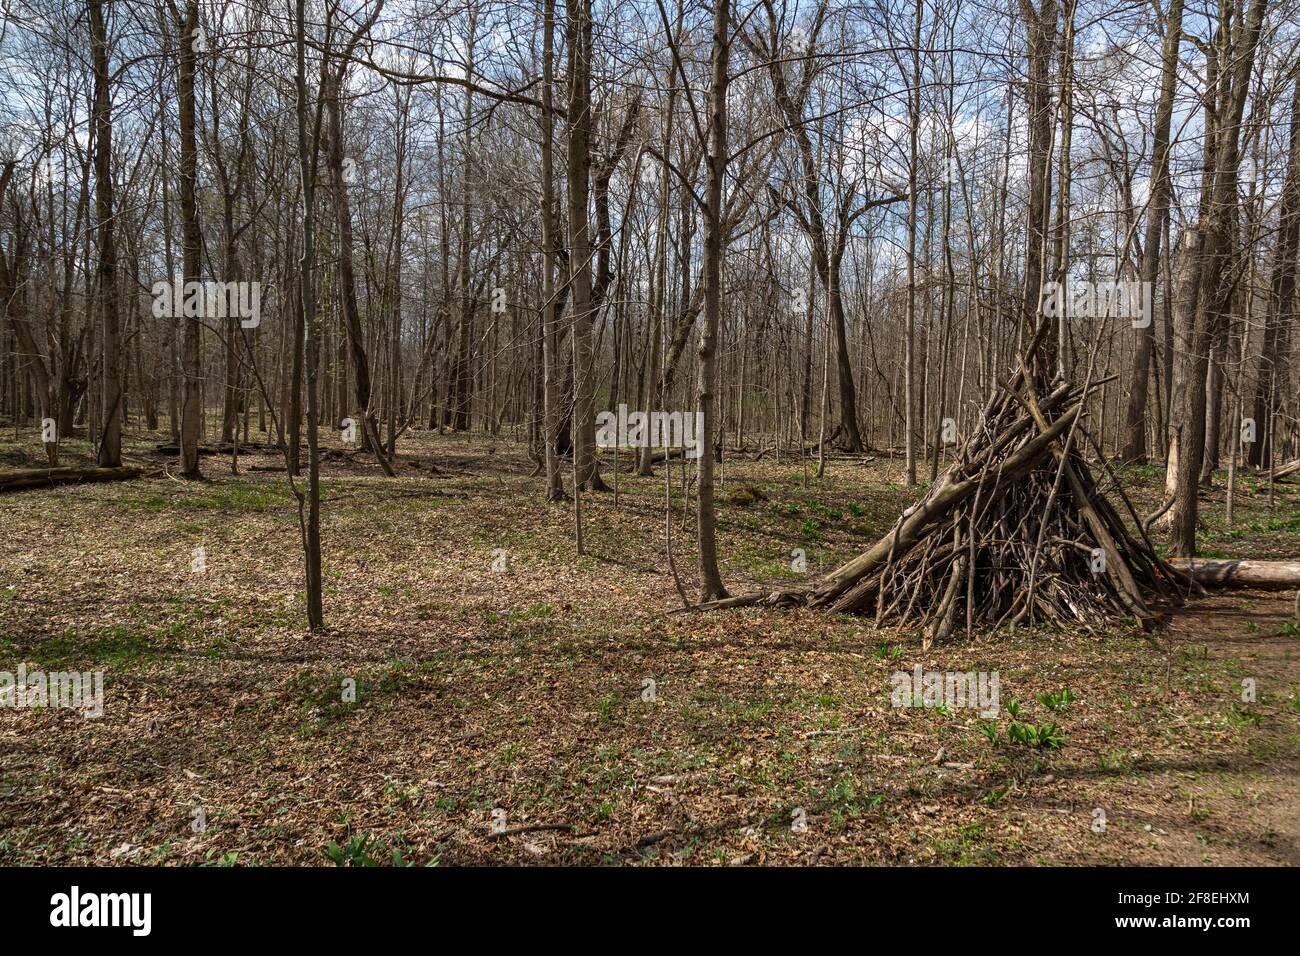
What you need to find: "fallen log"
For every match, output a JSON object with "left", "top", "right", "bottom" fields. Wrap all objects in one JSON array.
[
  {"left": 620, "top": 447, "right": 691, "bottom": 471},
  {"left": 1269, "top": 459, "right": 1300, "bottom": 481},
  {"left": 152, "top": 441, "right": 279, "bottom": 456},
  {"left": 0, "top": 465, "right": 149, "bottom": 493},
  {"left": 1166, "top": 558, "right": 1300, "bottom": 590}
]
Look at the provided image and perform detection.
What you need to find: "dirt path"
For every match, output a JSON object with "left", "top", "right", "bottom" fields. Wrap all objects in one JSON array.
[{"left": 1087, "top": 590, "right": 1300, "bottom": 865}]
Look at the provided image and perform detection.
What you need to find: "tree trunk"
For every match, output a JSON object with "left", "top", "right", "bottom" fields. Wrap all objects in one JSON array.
[
  {"left": 1248, "top": 75, "right": 1300, "bottom": 468},
  {"left": 90, "top": 0, "right": 121, "bottom": 468},
  {"left": 1167, "top": 0, "right": 1268, "bottom": 556},
  {"left": 177, "top": 0, "right": 203, "bottom": 480},
  {"left": 539, "top": 0, "right": 564, "bottom": 500},
  {"left": 565, "top": 0, "right": 605, "bottom": 492},
  {"left": 697, "top": 0, "right": 730, "bottom": 602},
  {"left": 294, "top": 0, "right": 323, "bottom": 630},
  {"left": 324, "top": 71, "right": 392, "bottom": 475},
  {"left": 1019, "top": 0, "right": 1058, "bottom": 372},
  {"left": 1122, "top": 0, "right": 1183, "bottom": 461}
]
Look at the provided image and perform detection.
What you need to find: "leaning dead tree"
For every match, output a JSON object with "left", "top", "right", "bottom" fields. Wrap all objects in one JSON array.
[{"left": 702, "top": 331, "right": 1194, "bottom": 642}]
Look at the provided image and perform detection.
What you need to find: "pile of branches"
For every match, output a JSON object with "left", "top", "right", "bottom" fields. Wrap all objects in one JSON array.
[{"left": 705, "top": 360, "right": 1194, "bottom": 643}]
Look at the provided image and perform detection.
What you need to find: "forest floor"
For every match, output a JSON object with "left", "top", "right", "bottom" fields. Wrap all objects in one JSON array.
[{"left": 1, "top": 426, "right": 1298, "bottom": 866}]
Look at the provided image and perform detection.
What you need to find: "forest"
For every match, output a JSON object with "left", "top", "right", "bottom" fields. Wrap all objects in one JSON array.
[{"left": 0, "top": 0, "right": 1297, "bottom": 869}]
